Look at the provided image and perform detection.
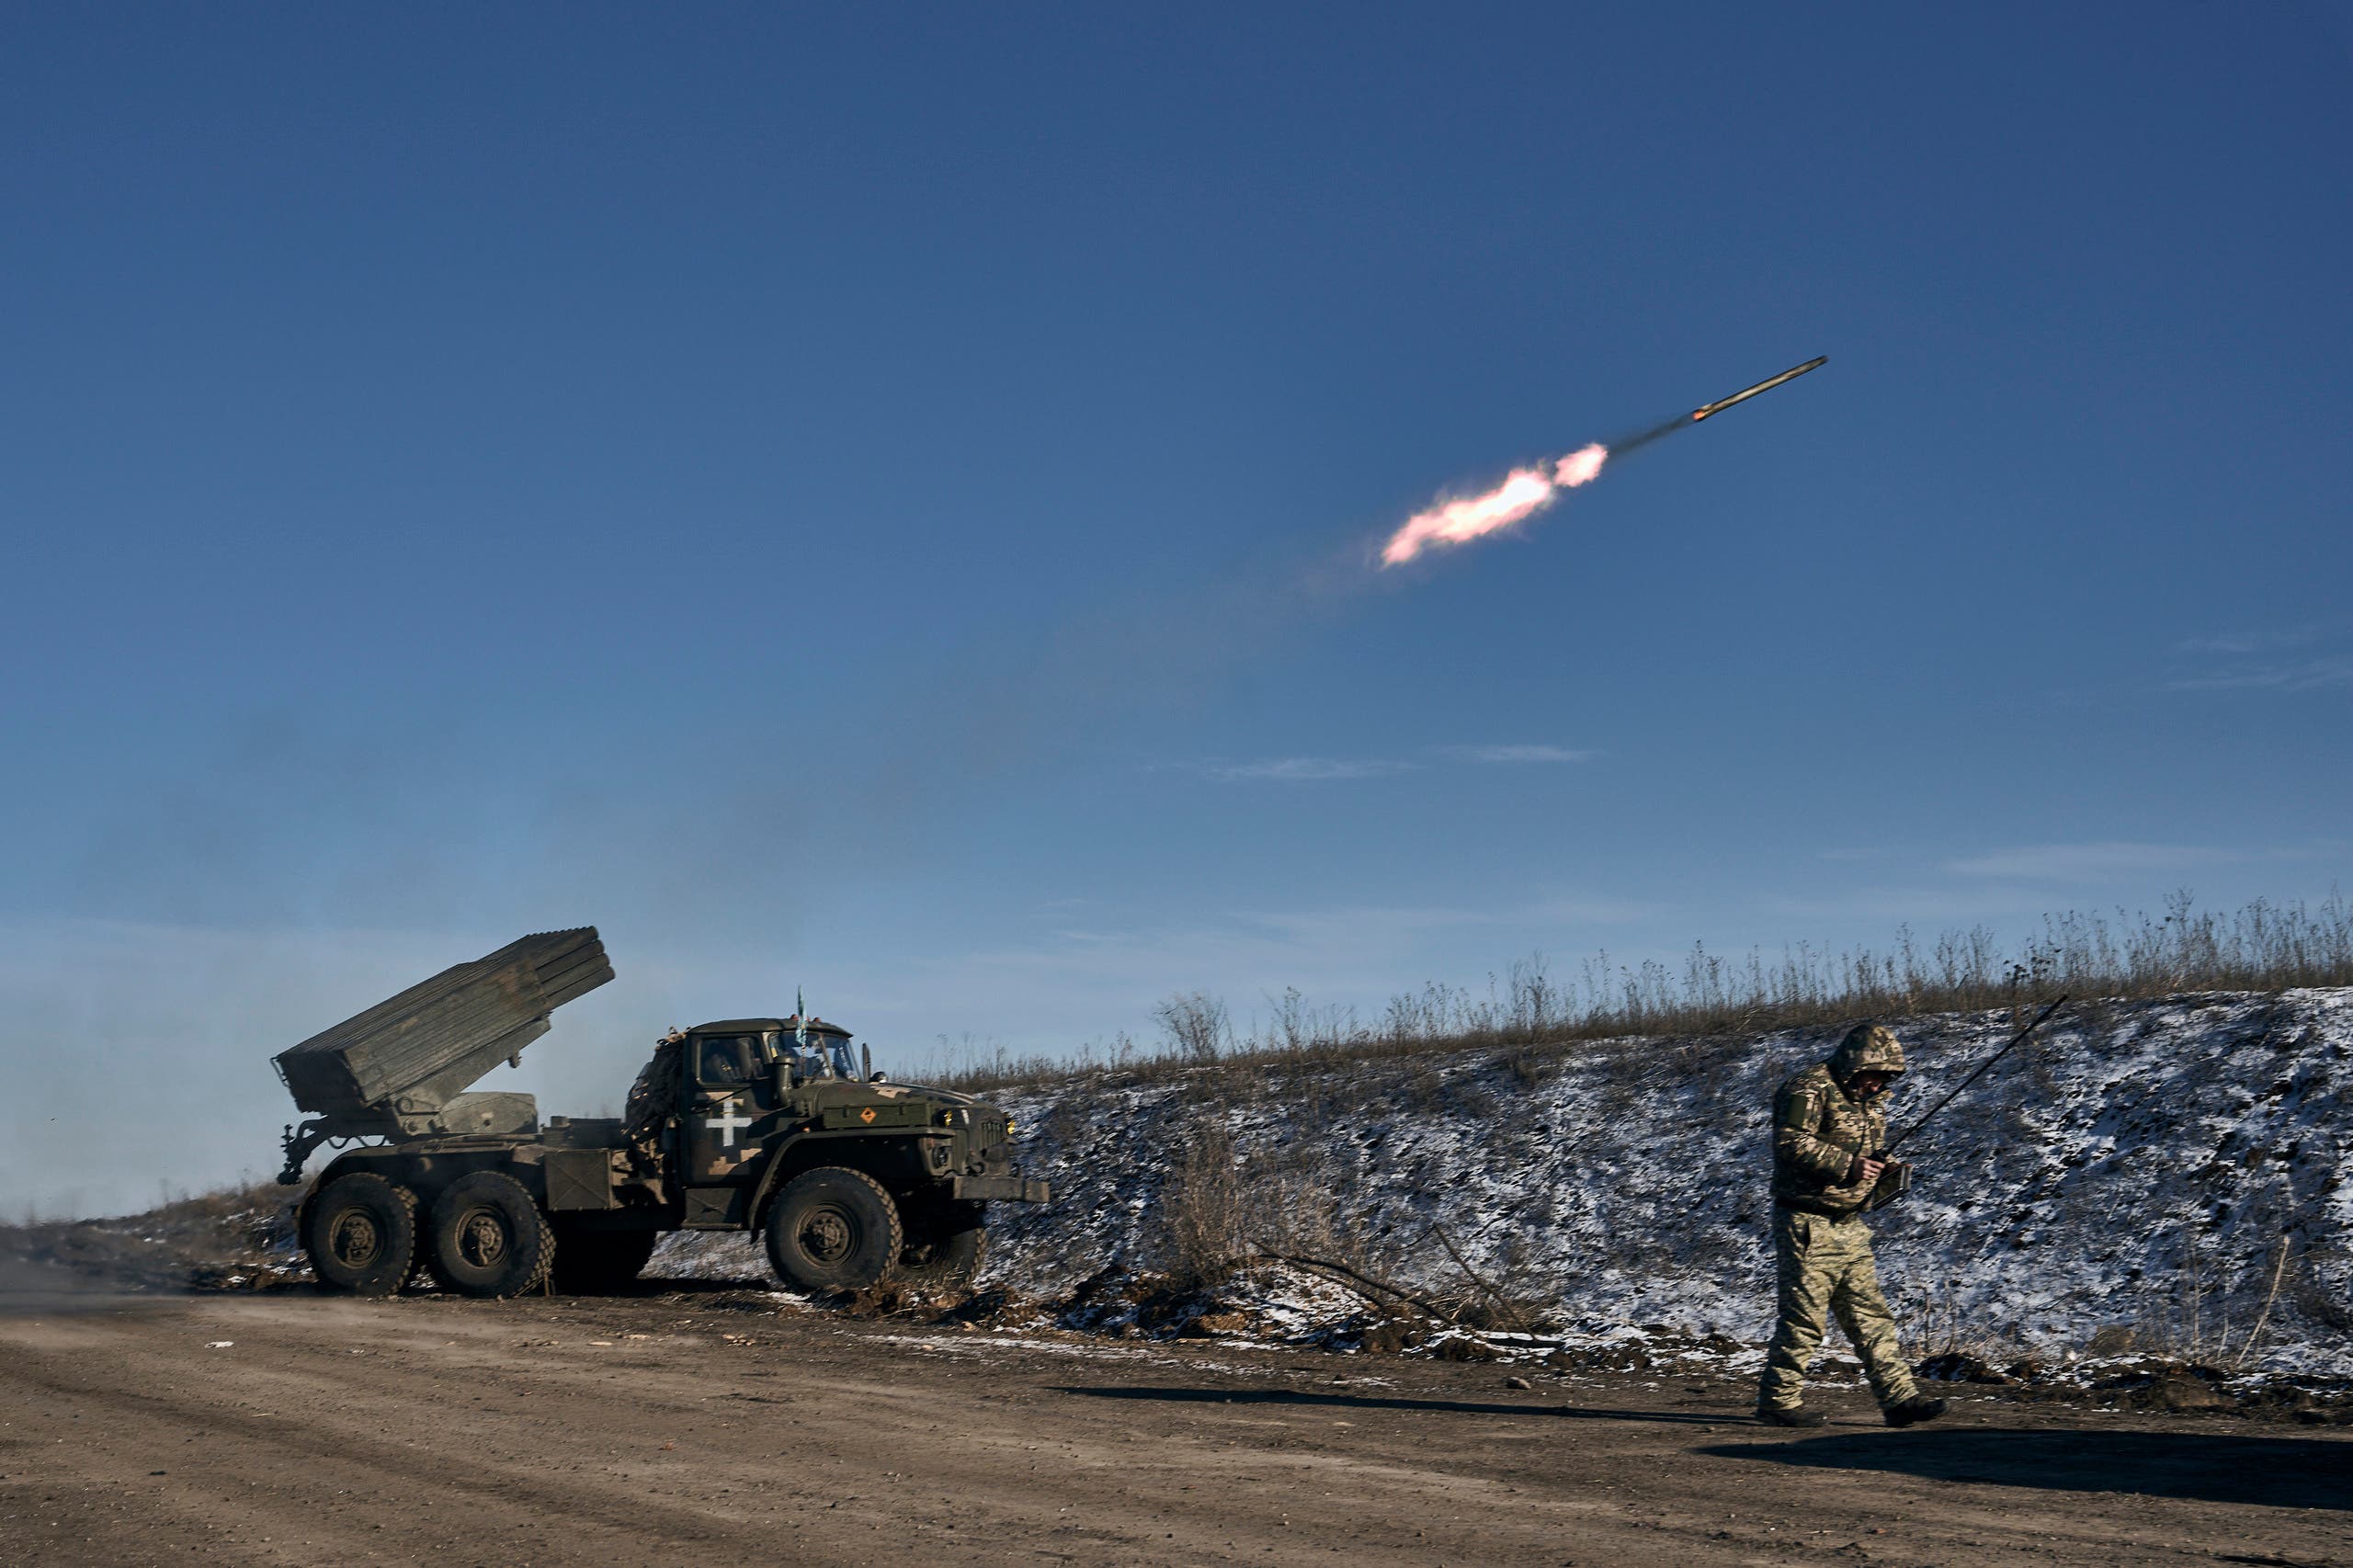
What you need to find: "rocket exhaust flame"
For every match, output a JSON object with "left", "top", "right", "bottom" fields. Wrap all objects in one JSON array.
[
  {"left": 1380, "top": 443, "right": 1607, "bottom": 567},
  {"left": 1377, "top": 355, "right": 1824, "bottom": 569}
]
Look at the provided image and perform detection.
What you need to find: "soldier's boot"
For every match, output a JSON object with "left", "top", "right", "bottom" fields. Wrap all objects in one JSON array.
[
  {"left": 1755, "top": 1404, "right": 1829, "bottom": 1427},
  {"left": 1882, "top": 1396, "right": 1947, "bottom": 1428}
]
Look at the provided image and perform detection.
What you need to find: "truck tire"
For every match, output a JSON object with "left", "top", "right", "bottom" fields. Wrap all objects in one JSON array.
[
  {"left": 763, "top": 1167, "right": 903, "bottom": 1292},
  {"left": 428, "top": 1171, "right": 554, "bottom": 1298},
  {"left": 550, "top": 1225, "right": 659, "bottom": 1293},
  {"left": 899, "top": 1200, "right": 987, "bottom": 1286},
  {"left": 303, "top": 1173, "right": 418, "bottom": 1296}
]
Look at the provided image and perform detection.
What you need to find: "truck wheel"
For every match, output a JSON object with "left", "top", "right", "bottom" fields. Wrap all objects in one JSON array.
[
  {"left": 303, "top": 1173, "right": 418, "bottom": 1296},
  {"left": 900, "top": 1200, "right": 987, "bottom": 1286},
  {"left": 428, "top": 1171, "right": 554, "bottom": 1298},
  {"left": 550, "top": 1225, "right": 659, "bottom": 1293},
  {"left": 763, "top": 1167, "right": 903, "bottom": 1292}
]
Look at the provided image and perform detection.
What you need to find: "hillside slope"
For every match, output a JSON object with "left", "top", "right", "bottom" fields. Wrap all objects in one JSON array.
[{"left": 961, "top": 990, "right": 2348, "bottom": 1369}]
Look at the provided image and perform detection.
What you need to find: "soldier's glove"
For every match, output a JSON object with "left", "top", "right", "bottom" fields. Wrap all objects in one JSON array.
[{"left": 1862, "top": 1155, "right": 1912, "bottom": 1212}]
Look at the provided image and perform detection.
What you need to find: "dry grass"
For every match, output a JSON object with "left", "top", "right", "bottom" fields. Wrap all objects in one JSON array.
[
  {"left": 1912, "top": 1229, "right": 2313, "bottom": 1373},
  {"left": 911, "top": 892, "right": 2353, "bottom": 1094},
  {"left": 2137, "top": 1228, "right": 2302, "bottom": 1371}
]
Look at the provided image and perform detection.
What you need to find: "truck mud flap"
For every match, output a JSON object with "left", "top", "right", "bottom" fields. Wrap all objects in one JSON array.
[
  {"left": 949, "top": 1176, "right": 1051, "bottom": 1204},
  {"left": 683, "top": 1186, "right": 754, "bottom": 1229}
]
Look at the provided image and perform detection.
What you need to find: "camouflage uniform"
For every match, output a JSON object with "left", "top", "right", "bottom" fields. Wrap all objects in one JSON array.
[{"left": 1757, "top": 1023, "right": 1921, "bottom": 1414}]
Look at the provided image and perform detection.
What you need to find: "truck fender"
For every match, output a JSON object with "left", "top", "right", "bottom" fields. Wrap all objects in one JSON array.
[{"left": 743, "top": 1128, "right": 948, "bottom": 1234}]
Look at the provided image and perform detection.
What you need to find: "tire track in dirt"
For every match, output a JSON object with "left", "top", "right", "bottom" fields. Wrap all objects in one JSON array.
[
  {"left": 5, "top": 1293, "right": 2350, "bottom": 1567},
  {"left": 4, "top": 1301, "right": 1553, "bottom": 1565},
  {"left": 0, "top": 1340, "right": 782, "bottom": 1562}
]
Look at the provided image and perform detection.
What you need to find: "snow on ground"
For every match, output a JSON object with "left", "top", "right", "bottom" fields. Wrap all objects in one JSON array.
[{"left": 951, "top": 990, "right": 2350, "bottom": 1373}]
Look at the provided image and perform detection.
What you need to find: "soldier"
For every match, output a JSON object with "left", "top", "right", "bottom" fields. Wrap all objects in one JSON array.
[{"left": 1756, "top": 1021, "right": 1948, "bottom": 1428}]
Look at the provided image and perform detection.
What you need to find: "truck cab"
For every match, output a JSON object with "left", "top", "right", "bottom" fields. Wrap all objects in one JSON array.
[{"left": 662, "top": 1015, "right": 1043, "bottom": 1230}]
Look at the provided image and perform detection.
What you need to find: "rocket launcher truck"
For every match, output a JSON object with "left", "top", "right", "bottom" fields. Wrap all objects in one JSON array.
[{"left": 273, "top": 928, "right": 1048, "bottom": 1297}]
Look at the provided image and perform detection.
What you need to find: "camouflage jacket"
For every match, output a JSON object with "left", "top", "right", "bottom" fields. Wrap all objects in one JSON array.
[{"left": 1770, "top": 1062, "right": 1889, "bottom": 1215}]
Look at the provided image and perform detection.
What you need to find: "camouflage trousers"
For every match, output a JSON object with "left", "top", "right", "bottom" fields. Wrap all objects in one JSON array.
[{"left": 1757, "top": 1208, "right": 1919, "bottom": 1411}]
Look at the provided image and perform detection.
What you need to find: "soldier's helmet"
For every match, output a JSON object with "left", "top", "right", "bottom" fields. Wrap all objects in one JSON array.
[{"left": 1830, "top": 1022, "right": 1906, "bottom": 1082}]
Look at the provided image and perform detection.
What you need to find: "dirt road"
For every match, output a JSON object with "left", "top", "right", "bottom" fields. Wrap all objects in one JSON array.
[{"left": 3, "top": 1282, "right": 2347, "bottom": 1567}]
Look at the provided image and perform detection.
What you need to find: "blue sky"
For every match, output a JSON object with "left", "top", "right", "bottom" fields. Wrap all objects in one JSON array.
[{"left": 5, "top": 6, "right": 2348, "bottom": 1214}]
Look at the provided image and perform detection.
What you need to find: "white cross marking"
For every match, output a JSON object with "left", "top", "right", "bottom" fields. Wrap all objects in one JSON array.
[{"left": 705, "top": 1097, "right": 756, "bottom": 1149}]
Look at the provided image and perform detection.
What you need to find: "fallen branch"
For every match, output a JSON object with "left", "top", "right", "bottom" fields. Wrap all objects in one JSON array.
[
  {"left": 1245, "top": 1241, "right": 1464, "bottom": 1326},
  {"left": 1428, "top": 1221, "right": 1528, "bottom": 1332}
]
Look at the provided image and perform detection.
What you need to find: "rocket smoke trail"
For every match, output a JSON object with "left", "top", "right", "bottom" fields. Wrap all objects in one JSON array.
[{"left": 1377, "top": 356, "right": 1826, "bottom": 568}]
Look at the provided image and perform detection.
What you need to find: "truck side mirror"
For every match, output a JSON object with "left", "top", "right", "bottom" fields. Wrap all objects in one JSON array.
[{"left": 860, "top": 1043, "right": 871, "bottom": 1081}]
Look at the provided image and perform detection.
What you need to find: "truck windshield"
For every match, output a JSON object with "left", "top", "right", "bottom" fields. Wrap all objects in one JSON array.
[{"left": 786, "top": 1034, "right": 859, "bottom": 1082}]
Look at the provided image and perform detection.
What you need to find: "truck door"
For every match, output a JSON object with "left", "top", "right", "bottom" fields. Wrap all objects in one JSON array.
[{"left": 684, "top": 1033, "right": 775, "bottom": 1183}]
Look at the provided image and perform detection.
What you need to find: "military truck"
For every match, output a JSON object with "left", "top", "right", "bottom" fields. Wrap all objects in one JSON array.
[{"left": 273, "top": 927, "right": 1047, "bottom": 1298}]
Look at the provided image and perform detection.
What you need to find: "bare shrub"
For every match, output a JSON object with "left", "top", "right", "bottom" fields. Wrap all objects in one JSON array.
[
  {"left": 1907, "top": 1276, "right": 2016, "bottom": 1361},
  {"left": 1505, "top": 953, "right": 1560, "bottom": 1040},
  {"left": 1154, "top": 992, "right": 1232, "bottom": 1063},
  {"left": 2132, "top": 1227, "right": 2303, "bottom": 1370},
  {"left": 1162, "top": 1110, "right": 1244, "bottom": 1287},
  {"left": 1162, "top": 1106, "right": 1392, "bottom": 1292},
  {"left": 1242, "top": 1164, "right": 1369, "bottom": 1272}
]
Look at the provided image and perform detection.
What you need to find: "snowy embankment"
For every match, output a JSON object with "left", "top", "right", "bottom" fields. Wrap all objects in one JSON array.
[{"left": 662, "top": 990, "right": 2352, "bottom": 1372}]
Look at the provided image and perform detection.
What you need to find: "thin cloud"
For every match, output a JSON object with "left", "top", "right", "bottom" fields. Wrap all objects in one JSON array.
[
  {"left": 1197, "top": 756, "right": 1416, "bottom": 782},
  {"left": 1945, "top": 842, "right": 2243, "bottom": 881},
  {"left": 2169, "top": 657, "right": 2353, "bottom": 692},
  {"left": 2170, "top": 625, "right": 2350, "bottom": 691},
  {"left": 2177, "top": 626, "right": 2326, "bottom": 655},
  {"left": 1445, "top": 744, "right": 1597, "bottom": 765},
  {"left": 1161, "top": 744, "right": 1597, "bottom": 781}
]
